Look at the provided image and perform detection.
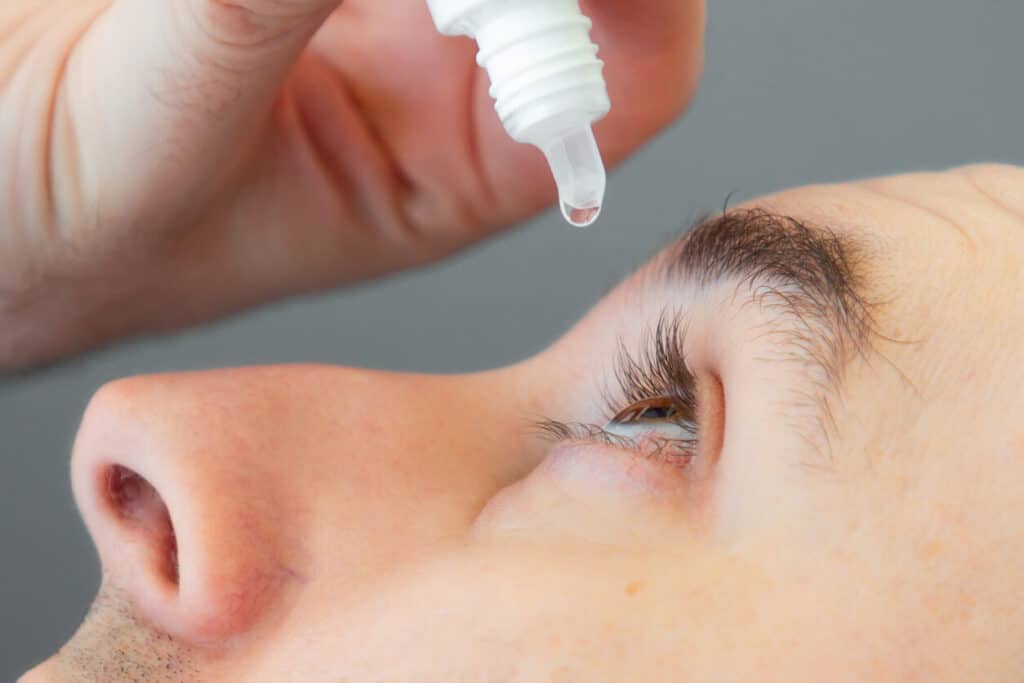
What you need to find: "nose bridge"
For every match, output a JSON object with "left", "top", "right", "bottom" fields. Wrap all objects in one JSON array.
[{"left": 292, "top": 367, "right": 532, "bottom": 552}]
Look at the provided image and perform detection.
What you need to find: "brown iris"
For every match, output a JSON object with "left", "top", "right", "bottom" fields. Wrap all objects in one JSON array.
[{"left": 610, "top": 396, "right": 695, "bottom": 426}]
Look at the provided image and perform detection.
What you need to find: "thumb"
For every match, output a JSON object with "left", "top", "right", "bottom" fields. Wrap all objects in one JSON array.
[{"left": 70, "top": 0, "right": 340, "bottom": 228}]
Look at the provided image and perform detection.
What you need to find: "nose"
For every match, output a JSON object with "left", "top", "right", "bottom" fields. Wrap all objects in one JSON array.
[
  {"left": 71, "top": 375, "right": 307, "bottom": 644},
  {"left": 69, "top": 365, "right": 530, "bottom": 646}
]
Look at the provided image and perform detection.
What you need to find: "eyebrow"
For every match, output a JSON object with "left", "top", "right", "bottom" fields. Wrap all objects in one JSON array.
[{"left": 659, "top": 208, "right": 879, "bottom": 453}]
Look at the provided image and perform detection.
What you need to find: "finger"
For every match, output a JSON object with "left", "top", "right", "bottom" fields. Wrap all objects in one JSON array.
[
  {"left": 583, "top": 0, "right": 705, "bottom": 50},
  {"left": 69, "top": 0, "right": 340, "bottom": 228},
  {"left": 582, "top": 0, "right": 705, "bottom": 165}
]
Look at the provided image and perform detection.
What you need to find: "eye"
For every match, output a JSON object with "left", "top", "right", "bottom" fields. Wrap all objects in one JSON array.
[
  {"left": 610, "top": 397, "right": 693, "bottom": 425},
  {"left": 604, "top": 396, "right": 698, "bottom": 449}
]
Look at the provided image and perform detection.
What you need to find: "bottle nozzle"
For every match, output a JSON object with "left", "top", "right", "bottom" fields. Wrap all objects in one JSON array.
[{"left": 541, "top": 125, "right": 606, "bottom": 228}]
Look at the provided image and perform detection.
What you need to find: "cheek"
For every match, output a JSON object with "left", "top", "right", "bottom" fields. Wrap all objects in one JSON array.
[{"left": 248, "top": 544, "right": 663, "bottom": 682}]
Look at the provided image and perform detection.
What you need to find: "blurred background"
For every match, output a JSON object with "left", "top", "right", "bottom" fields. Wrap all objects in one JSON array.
[{"left": 2, "top": 0, "right": 1023, "bottom": 677}]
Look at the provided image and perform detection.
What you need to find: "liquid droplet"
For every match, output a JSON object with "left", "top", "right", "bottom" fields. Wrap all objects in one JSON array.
[{"left": 561, "top": 202, "right": 602, "bottom": 228}]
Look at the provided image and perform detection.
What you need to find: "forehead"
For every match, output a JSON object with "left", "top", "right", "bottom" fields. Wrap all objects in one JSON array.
[{"left": 752, "top": 171, "right": 1024, "bottom": 453}]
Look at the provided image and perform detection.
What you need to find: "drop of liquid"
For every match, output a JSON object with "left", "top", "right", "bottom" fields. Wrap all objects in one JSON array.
[{"left": 561, "top": 201, "right": 602, "bottom": 228}]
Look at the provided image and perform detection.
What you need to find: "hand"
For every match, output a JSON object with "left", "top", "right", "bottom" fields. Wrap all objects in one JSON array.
[{"left": 0, "top": 0, "right": 704, "bottom": 368}]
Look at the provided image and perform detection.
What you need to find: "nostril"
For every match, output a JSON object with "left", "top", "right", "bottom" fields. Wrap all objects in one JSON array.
[
  {"left": 104, "top": 465, "right": 179, "bottom": 585},
  {"left": 107, "top": 465, "right": 146, "bottom": 513},
  {"left": 71, "top": 377, "right": 301, "bottom": 643}
]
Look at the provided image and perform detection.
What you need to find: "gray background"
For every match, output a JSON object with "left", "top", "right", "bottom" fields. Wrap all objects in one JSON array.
[{"left": 2, "top": 0, "right": 1022, "bottom": 677}]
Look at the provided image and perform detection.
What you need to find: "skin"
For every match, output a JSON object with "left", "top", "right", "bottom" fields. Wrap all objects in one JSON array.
[
  {"left": 5, "top": 1, "right": 1024, "bottom": 680},
  {"left": 20, "top": 164, "right": 1024, "bottom": 681}
]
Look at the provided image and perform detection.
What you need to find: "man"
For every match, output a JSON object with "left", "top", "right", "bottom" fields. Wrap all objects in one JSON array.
[{"left": 7, "top": 2, "right": 1024, "bottom": 682}]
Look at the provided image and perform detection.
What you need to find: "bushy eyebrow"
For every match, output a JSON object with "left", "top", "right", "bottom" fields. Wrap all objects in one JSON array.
[{"left": 659, "top": 208, "right": 879, "bottom": 457}]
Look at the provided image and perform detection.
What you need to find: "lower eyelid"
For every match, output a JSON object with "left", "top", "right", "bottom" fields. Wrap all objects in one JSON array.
[
  {"left": 541, "top": 441, "right": 695, "bottom": 502},
  {"left": 603, "top": 421, "right": 692, "bottom": 441}
]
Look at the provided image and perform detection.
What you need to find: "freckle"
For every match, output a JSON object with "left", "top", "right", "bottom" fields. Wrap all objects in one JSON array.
[
  {"left": 625, "top": 581, "right": 643, "bottom": 596},
  {"left": 921, "top": 540, "right": 943, "bottom": 558}
]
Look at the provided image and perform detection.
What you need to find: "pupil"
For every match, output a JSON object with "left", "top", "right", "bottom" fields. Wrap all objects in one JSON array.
[{"left": 639, "top": 405, "right": 674, "bottom": 420}]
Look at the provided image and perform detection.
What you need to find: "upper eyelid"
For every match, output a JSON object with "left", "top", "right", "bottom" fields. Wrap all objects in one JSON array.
[{"left": 601, "top": 310, "right": 697, "bottom": 419}]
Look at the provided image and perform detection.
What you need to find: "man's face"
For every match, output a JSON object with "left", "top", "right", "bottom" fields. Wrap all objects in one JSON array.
[{"left": 22, "top": 166, "right": 1024, "bottom": 682}]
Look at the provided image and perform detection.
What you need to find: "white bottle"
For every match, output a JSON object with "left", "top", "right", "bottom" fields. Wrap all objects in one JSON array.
[{"left": 425, "top": 0, "right": 611, "bottom": 227}]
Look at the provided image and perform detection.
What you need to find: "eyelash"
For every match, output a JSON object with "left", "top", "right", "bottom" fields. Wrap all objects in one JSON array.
[{"left": 539, "top": 313, "right": 700, "bottom": 466}]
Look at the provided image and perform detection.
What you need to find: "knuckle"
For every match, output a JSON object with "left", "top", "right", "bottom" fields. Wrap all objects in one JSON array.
[{"left": 187, "top": 0, "right": 312, "bottom": 52}]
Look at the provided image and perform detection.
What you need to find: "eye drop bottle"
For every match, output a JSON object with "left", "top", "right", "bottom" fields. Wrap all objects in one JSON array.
[{"left": 425, "top": 0, "right": 611, "bottom": 227}]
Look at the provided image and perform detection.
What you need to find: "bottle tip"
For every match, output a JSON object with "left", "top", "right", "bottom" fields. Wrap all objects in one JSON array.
[{"left": 541, "top": 125, "right": 607, "bottom": 228}]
